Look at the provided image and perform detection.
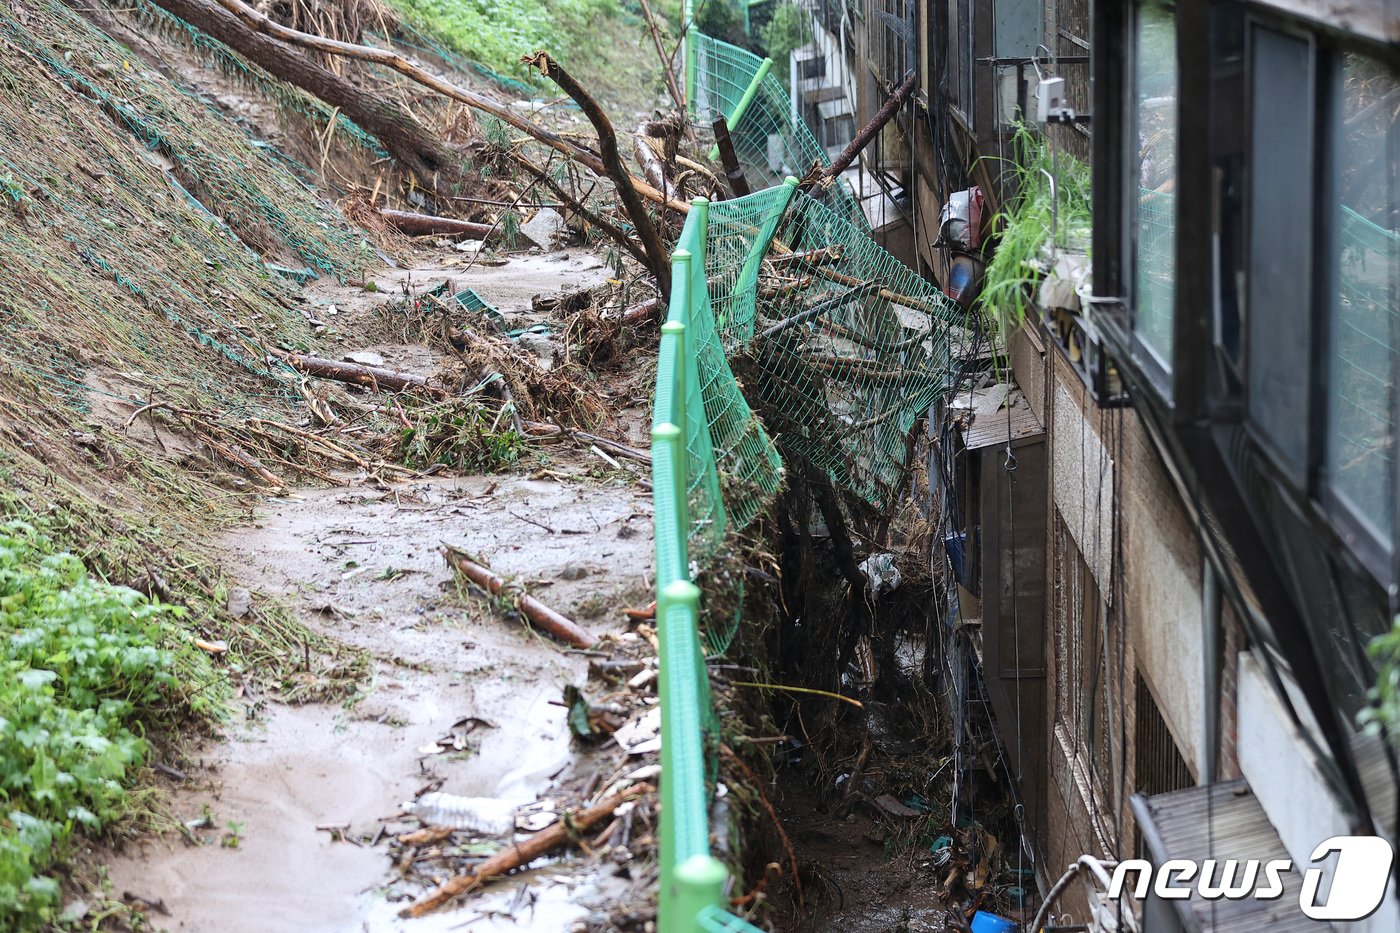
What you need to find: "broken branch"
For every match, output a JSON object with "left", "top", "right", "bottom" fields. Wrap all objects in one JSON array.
[
  {"left": 507, "top": 151, "right": 651, "bottom": 269},
  {"left": 524, "top": 51, "right": 671, "bottom": 302},
  {"left": 400, "top": 784, "right": 651, "bottom": 917},
  {"left": 441, "top": 546, "right": 598, "bottom": 648},
  {"left": 822, "top": 70, "right": 918, "bottom": 181}
]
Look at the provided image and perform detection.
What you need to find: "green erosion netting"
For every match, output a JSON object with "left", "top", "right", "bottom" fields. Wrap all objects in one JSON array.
[
  {"left": 0, "top": 0, "right": 366, "bottom": 422},
  {"left": 5, "top": 0, "right": 368, "bottom": 279},
  {"left": 132, "top": 0, "right": 390, "bottom": 167},
  {"left": 687, "top": 31, "right": 867, "bottom": 232}
]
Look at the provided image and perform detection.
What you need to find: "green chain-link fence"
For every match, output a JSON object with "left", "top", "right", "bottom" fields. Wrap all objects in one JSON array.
[
  {"left": 652, "top": 180, "right": 968, "bottom": 930},
  {"left": 684, "top": 28, "right": 867, "bottom": 232}
]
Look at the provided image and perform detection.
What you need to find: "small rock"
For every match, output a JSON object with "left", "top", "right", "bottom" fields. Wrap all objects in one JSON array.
[
  {"left": 226, "top": 586, "right": 252, "bottom": 618},
  {"left": 519, "top": 207, "right": 566, "bottom": 250},
  {"left": 59, "top": 900, "right": 88, "bottom": 923},
  {"left": 343, "top": 350, "right": 386, "bottom": 367},
  {"left": 558, "top": 563, "right": 589, "bottom": 581}
]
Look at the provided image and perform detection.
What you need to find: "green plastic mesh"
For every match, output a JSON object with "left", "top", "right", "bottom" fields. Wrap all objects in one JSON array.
[
  {"left": 688, "top": 31, "right": 867, "bottom": 232},
  {"left": 650, "top": 183, "right": 968, "bottom": 931},
  {"left": 706, "top": 188, "right": 969, "bottom": 513},
  {"left": 0, "top": 0, "right": 364, "bottom": 427},
  {"left": 676, "top": 203, "right": 785, "bottom": 562}
]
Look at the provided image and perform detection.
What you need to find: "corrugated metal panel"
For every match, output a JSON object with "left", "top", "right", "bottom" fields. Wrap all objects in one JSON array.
[
  {"left": 1133, "top": 780, "right": 1335, "bottom": 933},
  {"left": 957, "top": 385, "right": 1044, "bottom": 450}
]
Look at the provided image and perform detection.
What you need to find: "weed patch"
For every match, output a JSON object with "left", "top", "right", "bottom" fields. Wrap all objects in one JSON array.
[{"left": 0, "top": 523, "right": 216, "bottom": 930}]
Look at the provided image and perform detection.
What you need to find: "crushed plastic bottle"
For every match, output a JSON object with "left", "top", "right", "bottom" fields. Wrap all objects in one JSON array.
[{"left": 405, "top": 792, "right": 516, "bottom": 835}]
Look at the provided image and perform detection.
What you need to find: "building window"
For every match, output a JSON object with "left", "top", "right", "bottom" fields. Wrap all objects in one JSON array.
[
  {"left": 1134, "top": 672, "right": 1194, "bottom": 796},
  {"left": 1052, "top": 511, "right": 1116, "bottom": 838},
  {"left": 1133, "top": 4, "right": 1177, "bottom": 374},
  {"left": 1326, "top": 52, "right": 1399, "bottom": 548},
  {"left": 1246, "top": 26, "right": 1316, "bottom": 479}
]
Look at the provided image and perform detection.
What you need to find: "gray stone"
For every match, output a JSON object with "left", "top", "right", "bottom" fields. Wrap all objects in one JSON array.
[
  {"left": 226, "top": 586, "right": 252, "bottom": 618},
  {"left": 519, "top": 208, "right": 566, "bottom": 250}
]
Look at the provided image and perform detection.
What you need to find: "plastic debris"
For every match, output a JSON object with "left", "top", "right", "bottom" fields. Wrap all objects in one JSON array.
[
  {"left": 406, "top": 792, "right": 516, "bottom": 835},
  {"left": 858, "top": 552, "right": 902, "bottom": 598}
]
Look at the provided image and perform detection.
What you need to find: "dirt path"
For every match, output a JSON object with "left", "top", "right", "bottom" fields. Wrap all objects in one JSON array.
[
  {"left": 108, "top": 469, "right": 654, "bottom": 931},
  {"left": 104, "top": 251, "right": 661, "bottom": 931}
]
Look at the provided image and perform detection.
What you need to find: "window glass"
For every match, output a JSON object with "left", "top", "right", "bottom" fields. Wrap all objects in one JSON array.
[
  {"left": 1247, "top": 28, "right": 1314, "bottom": 476},
  {"left": 1327, "top": 53, "right": 1399, "bottom": 546},
  {"left": 1134, "top": 5, "right": 1177, "bottom": 370}
]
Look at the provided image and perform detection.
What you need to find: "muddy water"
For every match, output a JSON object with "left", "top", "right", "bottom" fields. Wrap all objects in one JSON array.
[{"left": 107, "top": 472, "right": 653, "bottom": 931}]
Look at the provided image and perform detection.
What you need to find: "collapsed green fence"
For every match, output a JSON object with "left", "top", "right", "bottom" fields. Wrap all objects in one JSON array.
[
  {"left": 683, "top": 24, "right": 867, "bottom": 233},
  {"left": 652, "top": 181, "right": 968, "bottom": 929}
]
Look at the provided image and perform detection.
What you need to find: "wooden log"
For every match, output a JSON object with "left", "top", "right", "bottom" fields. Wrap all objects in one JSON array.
[
  {"left": 712, "top": 117, "right": 750, "bottom": 197},
  {"left": 378, "top": 210, "right": 496, "bottom": 239},
  {"left": 269, "top": 350, "right": 449, "bottom": 397},
  {"left": 621, "top": 297, "right": 663, "bottom": 325},
  {"left": 441, "top": 546, "right": 598, "bottom": 648},
  {"left": 399, "top": 784, "right": 650, "bottom": 917}
]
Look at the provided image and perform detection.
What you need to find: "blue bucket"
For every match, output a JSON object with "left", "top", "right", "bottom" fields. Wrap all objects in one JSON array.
[{"left": 970, "top": 911, "right": 1016, "bottom": 933}]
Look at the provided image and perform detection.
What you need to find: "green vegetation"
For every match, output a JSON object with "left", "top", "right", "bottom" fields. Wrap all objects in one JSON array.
[
  {"left": 386, "top": 0, "right": 617, "bottom": 81},
  {"left": 0, "top": 523, "right": 216, "bottom": 930},
  {"left": 393, "top": 397, "right": 526, "bottom": 473},
  {"left": 758, "top": 2, "right": 810, "bottom": 87},
  {"left": 1362, "top": 617, "right": 1400, "bottom": 745},
  {"left": 979, "top": 124, "right": 1092, "bottom": 334}
]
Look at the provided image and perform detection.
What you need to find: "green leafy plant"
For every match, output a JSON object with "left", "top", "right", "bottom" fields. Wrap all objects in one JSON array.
[
  {"left": 1361, "top": 616, "right": 1400, "bottom": 744},
  {"left": 386, "top": 0, "right": 616, "bottom": 82},
  {"left": 393, "top": 398, "right": 526, "bottom": 473},
  {"left": 0, "top": 522, "right": 211, "bottom": 930},
  {"left": 979, "top": 124, "right": 1092, "bottom": 335}
]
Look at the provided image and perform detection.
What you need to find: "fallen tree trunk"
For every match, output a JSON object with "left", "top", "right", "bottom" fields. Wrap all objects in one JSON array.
[
  {"left": 525, "top": 52, "right": 671, "bottom": 302},
  {"left": 441, "top": 546, "right": 598, "bottom": 648},
  {"left": 269, "top": 349, "right": 449, "bottom": 397},
  {"left": 143, "top": 0, "right": 462, "bottom": 189},
  {"left": 400, "top": 784, "right": 650, "bottom": 917},
  {"left": 621, "top": 297, "right": 662, "bottom": 325},
  {"left": 822, "top": 69, "right": 918, "bottom": 181},
  {"left": 378, "top": 209, "right": 496, "bottom": 239}
]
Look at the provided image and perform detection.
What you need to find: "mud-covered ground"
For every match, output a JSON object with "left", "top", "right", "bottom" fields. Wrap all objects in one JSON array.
[{"left": 100, "top": 249, "right": 664, "bottom": 931}]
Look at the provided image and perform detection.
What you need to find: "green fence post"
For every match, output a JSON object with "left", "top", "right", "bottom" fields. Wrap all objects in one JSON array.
[
  {"left": 684, "top": 0, "right": 698, "bottom": 120},
  {"left": 708, "top": 57, "right": 774, "bottom": 161},
  {"left": 727, "top": 176, "right": 799, "bottom": 334},
  {"left": 675, "top": 854, "right": 729, "bottom": 928}
]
